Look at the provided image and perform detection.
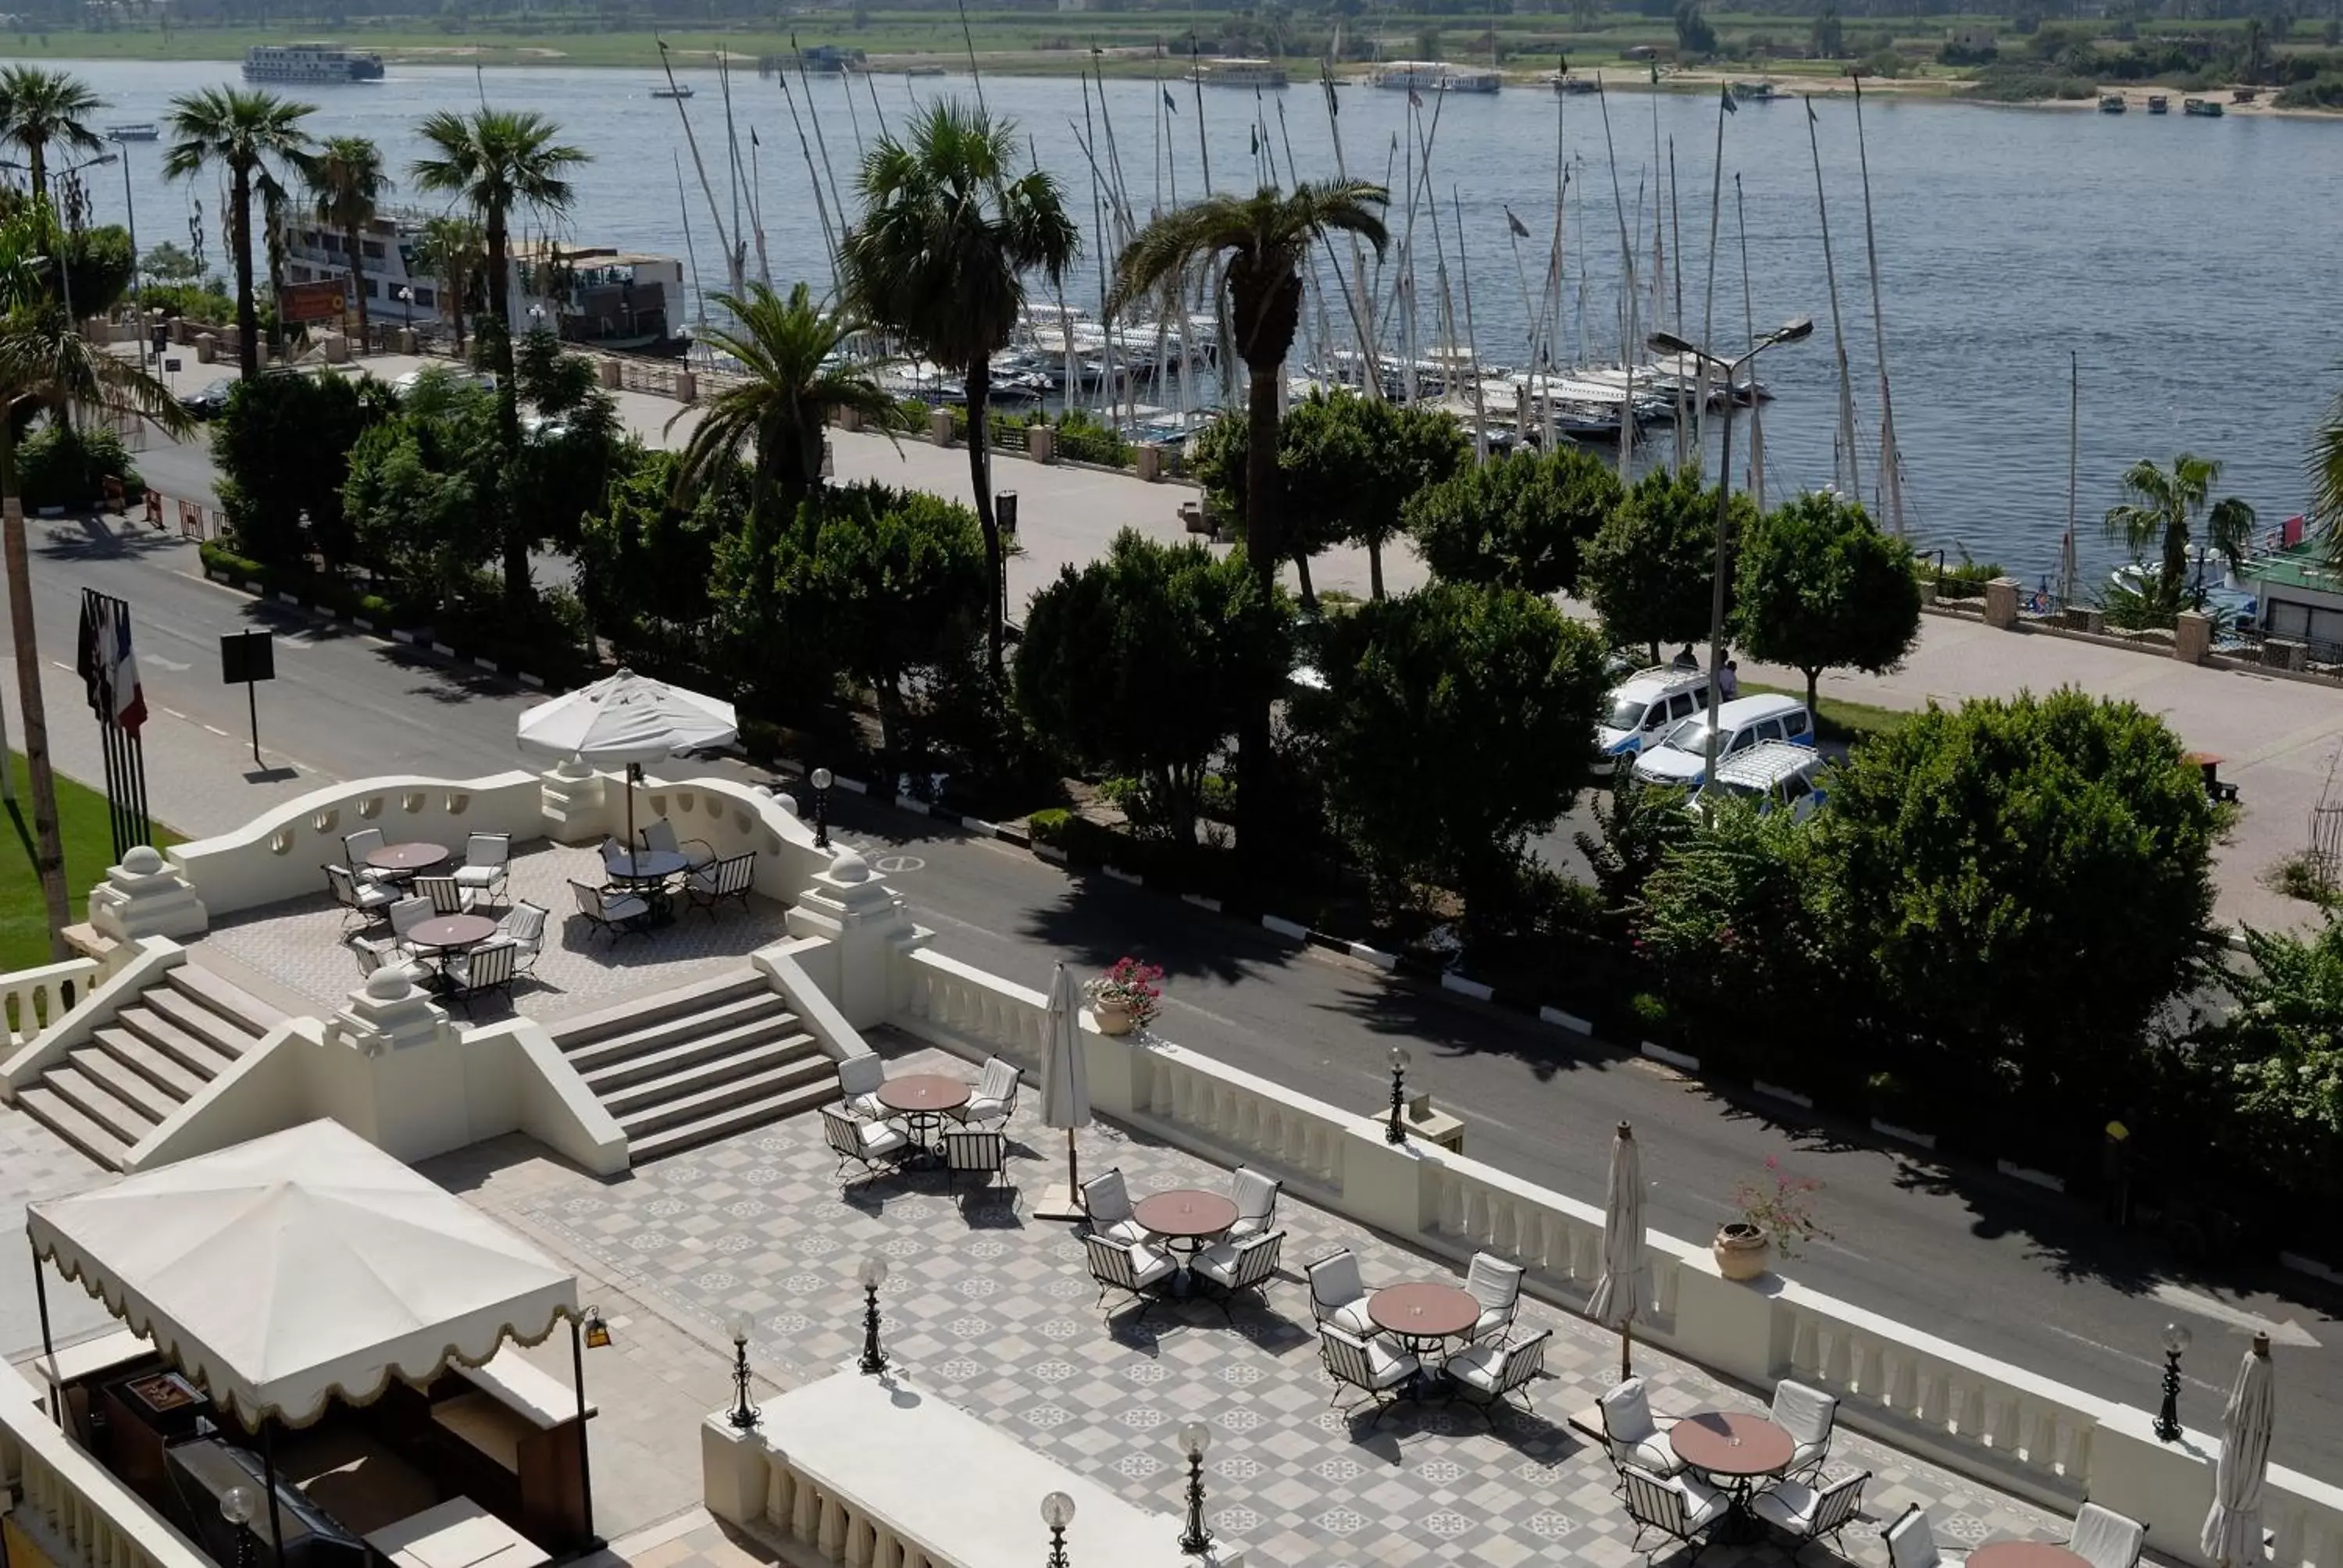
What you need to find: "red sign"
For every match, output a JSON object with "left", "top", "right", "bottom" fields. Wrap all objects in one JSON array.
[{"left": 279, "top": 279, "right": 348, "bottom": 324}]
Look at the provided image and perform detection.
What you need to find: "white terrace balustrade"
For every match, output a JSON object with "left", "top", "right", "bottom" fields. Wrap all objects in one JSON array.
[{"left": 0, "top": 956, "right": 104, "bottom": 1054}]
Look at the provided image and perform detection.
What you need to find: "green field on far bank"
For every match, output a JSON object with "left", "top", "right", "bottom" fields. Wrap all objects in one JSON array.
[{"left": 0, "top": 754, "right": 177, "bottom": 975}]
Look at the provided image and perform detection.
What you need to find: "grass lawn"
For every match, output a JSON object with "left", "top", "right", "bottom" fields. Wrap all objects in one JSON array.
[
  {"left": 1, "top": 754, "right": 177, "bottom": 976},
  {"left": 1743, "top": 682, "right": 1914, "bottom": 747}
]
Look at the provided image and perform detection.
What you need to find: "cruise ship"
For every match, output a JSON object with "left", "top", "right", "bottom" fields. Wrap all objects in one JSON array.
[
  {"left": 1185, "top": 57, "right": 1289, "bottom": 88},
  {"left": 242, "top": 44, "right": 386, "bottom": 84},
  {"left": 1368, "top": 60, "right": 1502, "bottom": 93}
]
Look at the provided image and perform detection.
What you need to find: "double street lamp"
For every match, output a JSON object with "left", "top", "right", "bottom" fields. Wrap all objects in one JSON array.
[{"left": 1646, "top": 317, "right": 1815, "bottom": 795}]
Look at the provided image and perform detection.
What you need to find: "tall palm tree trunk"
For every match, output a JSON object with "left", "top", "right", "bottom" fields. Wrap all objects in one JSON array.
[
  {"left": 230, "top": 163, "right": 259, "bottom": 380},
  {"left": 344, "top": 217, "right": 370, "bottom": 346},
  {"left": 1239, "top": 357, "right": 1285, "bottom": 860},
  {"left": 482, "top": 212, "right": 532, "bottom": 610},
  {"left": 27, "top": 141, "right": 48, "bottom": 207},
  {"left": 2, "top": 469, "right": 72, "bottom": 957},
  {"left": 963, "top": 355, "right": 1005, "bottom": 684}
]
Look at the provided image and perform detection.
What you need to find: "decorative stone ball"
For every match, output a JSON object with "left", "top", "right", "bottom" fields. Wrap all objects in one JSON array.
[
  {"left": 774, "top": 793, "right": 798, "bottom": 818},
  {"left": 830, "top": 848, "right": 872, "bottom": 884},
  {"left": 364, "top": 968, "right": 412, "bottom": 1001},
  {"left": 121, "top": 845, "right": 165, "bottom": 875}
]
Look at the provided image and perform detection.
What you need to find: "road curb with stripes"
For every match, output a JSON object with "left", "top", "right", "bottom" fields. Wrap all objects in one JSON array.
[{"left": 202, "top": 567, "right": 557, "bottom": 691}]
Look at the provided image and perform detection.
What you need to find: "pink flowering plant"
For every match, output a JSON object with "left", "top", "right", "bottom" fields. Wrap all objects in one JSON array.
[
  {"left": 1732, "top": 1156, "right": 1831, "bottom": 1258},
  {"left": 1086, "top": 957, "right": 1164, "bottom": 1026}
]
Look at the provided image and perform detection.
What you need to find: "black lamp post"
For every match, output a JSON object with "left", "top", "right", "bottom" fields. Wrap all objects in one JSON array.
[
  {"left": 811, "top": 767, "right": 833, "bottom": 850},
  {"left": 2153, "top": 1321, "right": 2191, "bottom": 1442},
  {"left": 1042, "top": 1491, "right": 1075, "bottom": 1568},
  {"left": 727, "top": 1313, "right": 761, "bottom": 1431},
  {"left": 857, "top": 1256, "right": 889, "bottom": 1375},
  {"left": 1385, "top": 1046, "right": 1411, "bottom": 1146},
  {"left": 1175, "top": 1422, "right": 1213, "bottom": 1556},
  {"left": 221, "top": 1484, "right": 258, "bottom": 1568}
]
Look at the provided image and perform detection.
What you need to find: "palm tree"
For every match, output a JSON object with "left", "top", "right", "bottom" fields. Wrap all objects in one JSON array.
[
  {"left": 163, "top": 86, "right": 314, "bottom": 381},
  {"left": 308, "top": 135, "right": 390, "bottom": 347},
  {"left": 1108, "top": 182, "right": 1388, "bottom": 852},
  {"left": 416, "top": 214, "right": 483, "bottom": 351},
  {"left": 412, "top": 107, "right": 587, "bottom": 608},
  {"left": 0, "top": 66, "right": 103, "bottom": 206},
  {"left": 2103, "top": 451, "right": 2256, "bottom": 613},
  {"left": 668, "top": 281, "right": 895, "bottom": 573},
  {"left": 838, "top": 99, "right": 1080, "bottom": 684},
  {"left": 1, "top": 244, "right": 194, "bottom": 954},
  {"left": 2313, "top": 389, "right": 2343, "bottom": 572}
]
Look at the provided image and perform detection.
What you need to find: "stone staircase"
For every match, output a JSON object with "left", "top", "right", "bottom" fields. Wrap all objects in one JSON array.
[
  {"left": 16, "top": 965, "right": 289, "bottom": 1170},
  {"left": 547, "top": 967, "right": 836, "bottom": 1160}
]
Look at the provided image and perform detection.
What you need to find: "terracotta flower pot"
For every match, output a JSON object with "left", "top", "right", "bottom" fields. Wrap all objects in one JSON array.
[
  {"left": 1093, "top": 1000, "right": 1136, "bottom": 1036},
  {"left": 1713, "top": 1221, "right": 1772, "bottom": 1281}
]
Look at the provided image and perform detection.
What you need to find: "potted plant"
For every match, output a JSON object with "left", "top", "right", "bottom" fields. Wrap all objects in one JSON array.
[
  {"left": 1086, "top": 957, "right": 1164, "bottom": 1036},
  {"left": 1717, "top": 1156, "right": 1828, "bottom": 1281}
]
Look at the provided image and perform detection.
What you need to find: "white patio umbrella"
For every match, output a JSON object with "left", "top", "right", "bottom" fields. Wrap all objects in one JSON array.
[
  {"left": 2202, "top": 1332, "right": 2277, "bottom": 1567},
  {"left": 515, "top": 668, "right": 738, "bottom": 853},
  {"left": 1585, "top": 1121, "right": 1647, "bottom": 1381},
  {"left": 1034, "top": 961, "right": 1092, "bottom": 1221}
]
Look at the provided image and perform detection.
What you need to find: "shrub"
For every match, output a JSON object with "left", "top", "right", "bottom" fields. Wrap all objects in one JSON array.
[{"left": 15, "top": 422, "right": 141, "bottom": 511}]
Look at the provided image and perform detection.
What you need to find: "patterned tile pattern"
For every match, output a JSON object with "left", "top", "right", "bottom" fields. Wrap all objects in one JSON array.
[
  {"left": 433, "top": 1039, "right": 2078, "bottom": 1568},
  {"left": 198, "top": 840, "right": 795, "bottom": 1022}
]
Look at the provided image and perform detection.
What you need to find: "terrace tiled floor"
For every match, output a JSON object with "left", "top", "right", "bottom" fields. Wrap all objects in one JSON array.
[
  {"left": 430, "top": 1037, "right": 2075, "bottom": 1568},
  {"left": 198, "top": 840, "right": 795, "bottom": 1023}
]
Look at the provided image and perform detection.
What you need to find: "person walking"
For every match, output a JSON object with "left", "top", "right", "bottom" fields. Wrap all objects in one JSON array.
[
  {"left": 1672, "top": 645, "right": 1699, "bottom": 672},
  {"left": 1719, "top": 659, "right": 1740, "bottom": 700}
]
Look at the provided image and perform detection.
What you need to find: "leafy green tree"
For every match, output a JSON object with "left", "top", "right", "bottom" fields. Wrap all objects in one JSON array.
[
  {"left": 1108, "top": 180, "right": 1389, "bottom": 850},
  {"left": 1574, "top": 769, "right": 1695, "bottom": 917},
  {"left": 1639, "top": 799, "right": 1831, "bottom": 1023},
  {"left": 342, "top": 371, "right": 505, "bottom": 613},
  {"left": 2102, "top": 451, "right": 2255, "bottom": 615},
  {"left": 1811, "top": 5, "right": 1846, "bottom": 57},
  {"left": 213, "top": 369, "right": 383, "bottom": 566},
  {"left": 1293, "top": 580, "right": 1610, "bottom": 935},
  {"left": 1582, "top": 467, "right": 1752, "bottom": 658},
  {"left": 668, "top": 280, "right": 893, "bottom": 614},
  {"left": 141, "top": 240, "right": 205, "bottom": 283},
  {"left": 2, "top": 228, "right": 191, "bottom": 953},
  {"left": 2313, "top": 391, "right": 2343, "bottom": 572},
  {"left": 0, "top": 66, "right": 102, "bottom": 205},
  {"left": 1824, "top": 689, "right": 2223, "bottom": 1102},
  {"left": 60, "top": 224, "right": 133, "bottom": 323},
  {"left": 1190, "top": 390, "right": 1468, "bottom": 604},
  {"left": 1404, "top": 442, "right": 1621, "bottom": 597},
  {"left": 1674, "top": 1, "right": 1717, "bottom": 55},
  {"left": 2195, "top": 918, "right": 2343, "bottom": 1206},
  {"left": 840, "top": 100, "right": 1079, "bottom": 684},
  {"left": 1731, "top": 490, "right": 1920, "bottom": 715},
  {"left": 579, "top": 448, "right": 733, "bottom": 668},
  {"left": 415, "top": 214, "right": 483, "bottom": 350},
  {"left": 783, "top": 483, "right": 990, "bottom": 758},
  {"left": 510, "top": 329, "right": 627, "bottom": 563},
  {"left": 1015, "top": 529, "right": 1289, "bottom": 846},
  {"left": 412, "top": 106, "right": 588, "bottom": 607},
  {"left": 307, "top": 134, "right": 390, "bottom": 344},
  {"left": 163, "top": 87, "right": 315, "bottom": 381}
]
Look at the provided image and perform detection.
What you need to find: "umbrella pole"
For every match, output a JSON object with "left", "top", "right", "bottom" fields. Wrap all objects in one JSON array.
[
  {"left": 571, "top": 1317, "right": 597, "bottom": 1548},
  {"left": 32, "top": 1239, "right": 59, "bottom": 1429},
  {"left": 1619, "top": 1322, "right": 1634, "bottom": 1382},
  {"left": 1067, "top": 1128, "right": 1082, "bottom": 1211},
  {"left": 625, "top": 763, "right": 640, "bottom": 854},
  {"left": 262, "top": 1420, "right": 286, "bottom": 1568}
]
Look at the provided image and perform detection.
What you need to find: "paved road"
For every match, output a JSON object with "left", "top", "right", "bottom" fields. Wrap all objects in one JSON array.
[{"left": 7, "top": 517, "right": 2341, "bottom": 1480}]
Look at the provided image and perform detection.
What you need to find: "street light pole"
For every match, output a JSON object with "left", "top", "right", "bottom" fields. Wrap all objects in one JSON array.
[
  {"left": 1646, "top": 317, "right": 1814, "bottom": 796},
  {"left": 114, "top": 139, "right": 147, "bottom": 368}
]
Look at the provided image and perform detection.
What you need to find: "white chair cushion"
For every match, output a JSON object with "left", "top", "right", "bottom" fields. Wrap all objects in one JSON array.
[
  {"left": 1130, "top": 1245, "right": 1177, "bottom": 1289},
  {"left": 1193, "top": 1241, "right": 1243, "bottom": 1286},
  {"left": 1621, "top": 1431, "right": 1684, "bottom": 1476},
  {"left": 1473, "top": 1305, "right": 1513, "bottom": 1342},
  {"left": 1753, "top": 1480, "right": 1819, "bottom": 1533},
  {"left": 1362, "top": 1342, "right": 1420, "bottom": 1390},
  {"left": 858, "top": 1122, "right": 909, "bottom": 1157},
  {"left": 1445, "top": 1344, "right": 1505, "bottom": 1393},
  {"left": 1325, "top": 1299, "right": 1377, "bottom": 1337},
  {"left": 1679, "top": 1476, "right": 1728, "bottom": 1531},
  {"left": 962, "top": 1094, "right": 1009, "bottom": 1124},
  {"left": 1225, "top": 1215, "right": 1270, "bottom": 1241},
  {"left": 1790, "top": 1438, "right": 1828, "bottom": 1474},
  {"left": 1098, "top": 1218, "right": 1154, "bottom": 1248},
  {"left": 604, "top": 893, "right": 651, "bottom": 921},
  {"left": 847, "top": 1092, "right": 886, "bottom": 1120},
  {"left": 453, "top": 865, "right": 501, "bottom": 887}
]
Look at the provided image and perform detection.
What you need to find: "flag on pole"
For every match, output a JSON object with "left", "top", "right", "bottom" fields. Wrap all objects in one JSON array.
[
  {"left": 76, "top": 596, "right": 103, "bottom": 720},
  {"left": 1250, "top": 124, "right": 1260, "bottom": 155},
  {"left": 1407, "top": 87, "right": 1423, "bottom": 108},
  {"left": 1557, "top": 52, "right": 1569, "bottom": 72},
  {"left": 1164, "top": 87, "right": 1179, "bottom": 113},
  {"left": 1649, "top": 59, "right": 1660, "bottom": 85},
  {"left": 1721, "top": 83, "right": 1738, "bottom": 112},
  {"left": 1806, "top": 94, "right": 1819, "bottom": 122},
  {"left": 1506, "top": 207, "right": 1530, "bottom": 238},
  {"left": 108, "top": 607, "right": 146, "bottom": 738},
  {"left": 750, "top": 126, "right": 761, "bottom": 146}
]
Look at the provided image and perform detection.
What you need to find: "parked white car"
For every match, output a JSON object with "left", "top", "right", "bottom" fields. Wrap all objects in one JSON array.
[
  {"left": 1632, "top": 693, "right": 1815, "bottom": 789},
  {"left": 1593, "top": 665, "right": 1711, "bottom": 775},
  {"left": 1706, "top": 741, "right": 1828, "bottom": 819}
]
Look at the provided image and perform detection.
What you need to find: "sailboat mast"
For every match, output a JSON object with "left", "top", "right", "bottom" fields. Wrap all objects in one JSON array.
[
  {"left": 1668, "top": 133, "right": 1689, "bottom": 472},
  {"left": 1700, "top": 85, "right": 1728, "bottom": 480},
  {"left": 1803, "top": 94, "right": 1860, "bottom": 502},
  {"left": 1850, "top": 76, "right": 1904, "bottom": 536},
  {"left": 1735, "top": 173, "right": 1762, "bottom": 512},
  {"left": 2064, "top": 349, "right": 2078, "bottom": 604},
  {"left": 1596, "top": 71, "right": 1637, "bottom": 481},
  {"left": 658, "top": 39, "right": 740, "bottom": 296},
  {"left": 1455, "top": 188, "right": 1487, "bottom": 465}
]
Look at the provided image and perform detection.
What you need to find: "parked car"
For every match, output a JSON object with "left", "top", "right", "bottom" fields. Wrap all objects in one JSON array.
[
  {"left": 1632, "top": 693, "right": 1815, "bottom": 789},
  {"left": 1704, "top": 741, "right": 1828, "bottom": 819},
  {"left": 1593, "top": 665, "right": 1711, "bottom": 775},
  {"left": 177, "top": 376, "right": 237, "bottom": 419}
]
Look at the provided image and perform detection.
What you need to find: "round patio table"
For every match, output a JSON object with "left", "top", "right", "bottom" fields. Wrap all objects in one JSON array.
[
  {"left": 605, "top": 847, "right": 689, "bottom": 923},
  {"left": 877, "top": 1074, "right": 970, "bottom": 1167},
  {"left": 408, "top": 914, "right": 499, "bottom": 951},
  {"left": 1968, "top": 1545, "right": 2092, "bottom": 1568},
  {"left": 1134, "top": 1189, "right": 1239, "bottom": 1295},
  {"left": 366, "top": 842, "right": 450, "bottom": 878},
  {"left": 1368, "top": 1282, "right": 1481, "bottom": 1396},
  {"left": 1669, "top": 1410, "right": 1795, "bottom": 1543}
]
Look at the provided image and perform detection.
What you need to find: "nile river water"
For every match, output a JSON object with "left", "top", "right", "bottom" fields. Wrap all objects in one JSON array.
[{"left": 57, "top": 59, "right": 2343, "bottom": 581}]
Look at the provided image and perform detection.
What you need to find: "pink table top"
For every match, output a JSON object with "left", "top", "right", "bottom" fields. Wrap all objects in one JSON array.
[
  {"left": 1133, "top": 1190, "right": 1239, "bottom": 1239},
  {"left": 408, "top": 914, "right": 500, "bottom": 950},
  {"left": 1669, "top": 1411, "right": 1796, "bottom": 1478},
  {"left": 1368, "top": 1282, "right": 1481, "bottom": 1340},
  {"left": 877, "top": 1074, "right": 971, "bottom": 1114},
  {"left": 368, "top": 842, "right": 450, "bottom": 872}
]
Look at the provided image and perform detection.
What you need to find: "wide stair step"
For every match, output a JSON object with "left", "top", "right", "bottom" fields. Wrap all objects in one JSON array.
[
  {"left": 16, "top": 1085, "right": 133, "bottom": 1169},
  {"left": 39, "top": 1065, "right": 162, "bottom": 1148},
  {"left": 604, "top": 1037, "right": 825, "bottom": 1123},
  {"left": 565, "top": 989, "right": 794, "bottom": 1079},
  {"left": 626, "top": 1078, "right": 841, "bottom": 1163},
  {"left": 580, "top": 1012, "right": 807, "bottom": 1095}
]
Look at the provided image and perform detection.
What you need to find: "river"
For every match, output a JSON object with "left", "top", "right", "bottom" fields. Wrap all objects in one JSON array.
[{"left": 55, "top": 58, "right": 2343, "bottom": 583}]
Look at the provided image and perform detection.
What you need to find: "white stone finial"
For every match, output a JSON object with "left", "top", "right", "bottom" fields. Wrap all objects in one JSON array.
[
  {"left": 364, "top": 968, "right": 412, "bottom": 1002},
  {"left": 122, "top": 845, "right": 165, "bottom": 874},
  {"left": 829, "top": 848, "right": 871, "bottom": 883}
]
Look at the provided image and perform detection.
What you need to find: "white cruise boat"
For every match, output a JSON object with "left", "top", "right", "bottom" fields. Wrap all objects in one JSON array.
[
  {"left": 1368, "top": 60, "right": 1502, "bottom": 93},
  {"left": 1186, "top": 58, "right": 1289, "bottom": 89},
  {"left": 243, "top": 44, "right": 385, "bottom": 84}
]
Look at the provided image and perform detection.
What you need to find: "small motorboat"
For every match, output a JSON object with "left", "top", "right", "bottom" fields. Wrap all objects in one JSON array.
[
  {"left": 2146, "top": 94, "right": 2169, "bottom": 114},
  {"left": 105, "top": 123, "right": 159, "bottom": 141},
  {"left": 2099, "top": 93, "right": 2127, "bottom": 112},
  {"left": 2184, "top": 96, "right": 2225, "bottom": 116},
  {"left": 651, "top": 84, "right": 694, "bottom": 100},
  {"left": 904, "top": 65, "right": 945, "bottom": 77}
]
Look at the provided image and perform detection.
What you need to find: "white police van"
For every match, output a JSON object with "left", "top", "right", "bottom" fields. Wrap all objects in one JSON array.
[
  {"left": 1593, "top": 665, "right": 1712, "bottom": 775},
  {"left": 1707, "top": 741, "right": 1829, "bottom": 819},
  {"left": 1632, "top": 694, "right": 1816, "bottom": 789}
]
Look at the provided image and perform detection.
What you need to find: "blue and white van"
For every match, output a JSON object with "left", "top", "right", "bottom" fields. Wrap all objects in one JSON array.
[
  {"left": 1631, "top": 694, "right": 1815, "bottom": 789},
  {"left": 1593, "top": 665, "right": 1712, "bottom": 775}
]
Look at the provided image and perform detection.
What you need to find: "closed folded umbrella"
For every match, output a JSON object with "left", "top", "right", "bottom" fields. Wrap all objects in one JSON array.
[
  {"left": 516, "top": 669, "right": 738, "bottom": 852},
  {"left": 1585, "top": 1121, "right": 1647, "bottom": 1381},
  {"left": 2202, "top": 1332, "right": 2275, "bottom": 1567},
  {"left": 1035, "top": 962, "right": 1091, "bottom": 1221}
]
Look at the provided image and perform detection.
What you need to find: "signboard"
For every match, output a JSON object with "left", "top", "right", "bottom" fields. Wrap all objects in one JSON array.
[
  {"left": 221, "top": 629, "right": 276, "bottom": 686},
  {"left": 278, "top": 279, "right": 347, "bottom": 324}
]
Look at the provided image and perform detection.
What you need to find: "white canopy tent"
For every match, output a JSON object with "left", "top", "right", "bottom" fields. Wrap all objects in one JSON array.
[{"left": 26, "top": 1121, "right": 590, "bottom": 1553}]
